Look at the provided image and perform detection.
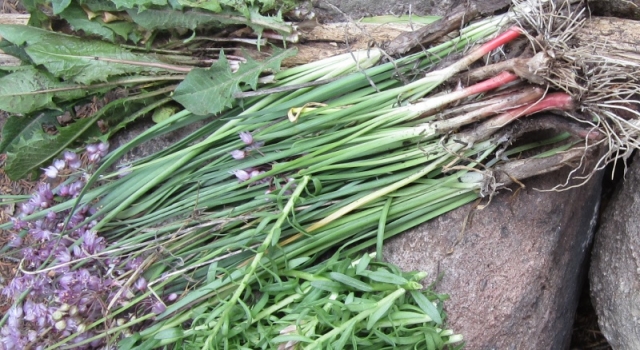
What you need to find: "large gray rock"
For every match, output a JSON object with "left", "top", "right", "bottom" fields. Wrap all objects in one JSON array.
[
  {"left": 384, "top": 166, "right": 603, "bottom": 349},
  {"left": 590, "top": 154, "right": 640, "bottom": 349}
]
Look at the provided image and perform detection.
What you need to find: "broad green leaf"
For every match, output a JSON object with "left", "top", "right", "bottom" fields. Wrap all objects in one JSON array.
[
  {"left": 0, "top": 67, "right": 86, "bottom": 114},
  {"left": 0, "top": 25, "right": 173, "bottom": 84},
  {"left": 80, "top": 0, "right": 119, "bottom": 12},
  {"left": 129, "top": 8, "right": 245, "bottom": 30},
  {"left": 173, "top": 48, "right": 296, "bottom": 115},
  {"left": 328, "top": 272, "right": 373, "bottom": 292},
  {"left": 410, "top": 290, "right": 443, "bottom": 325},
  {"left": 51, "top": 0, "right": 72, "bottom": 15},
  {"left": 111, "top": 0, "right": 167, "bottom": 10},
  {"left": 4, "top": 114, "right": 99, "bottom": 179},
  {"left": 0, "top": 113, "right": 57, "bottom": 154},
  {"left": 60, "top": 3, "right": 117, "bottom": 42}
]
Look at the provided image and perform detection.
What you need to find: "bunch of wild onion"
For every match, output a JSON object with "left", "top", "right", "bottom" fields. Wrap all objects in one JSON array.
[{"left": 3, "top": 1, "right": 609, "bottom": 348}]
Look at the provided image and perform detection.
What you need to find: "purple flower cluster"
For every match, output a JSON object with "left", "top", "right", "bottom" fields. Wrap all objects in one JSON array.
[{"left": 2, "top": 144, "right": 178, "bottom": 349}]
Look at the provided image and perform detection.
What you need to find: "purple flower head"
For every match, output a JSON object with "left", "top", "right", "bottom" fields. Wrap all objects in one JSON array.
[
  {"left": 82, "top": 230, "right": 105, "bottom": 254},
  {"left": 27, "top": 330, "right": 37, "bottom": 342},
  {"left": 87, "top": 276, "right": 102, "bottom": 291},
  {"left": 58, "top": 272, "right": 76, "bottom": 290},
  {"left": 22, "top": 247, "right": 37, "bottom": 263},
  {"left": 23, "top": 301, "right": 47, "bottom": 324},
  {"left": 31, "top": 228, "right": 52, "bottom": 242},
  {"left": 63, "top": 151, "right": 78, "bottom": 163},
  {"left": 97, "top": 142, "right": 109, "bottom": 157},
  {"left": 68, "top": 181, "right": 84, "bottom": 197},
  {"left": 29, "top": 193, "right": 49, "bottom": 209},
  {"left": 230, "top": 150, "right": 246, "bottom": 160},
  {"left": 43, "top": 165, "right": 58, "bottom": 179},
  {"left": 73, "top": 245, "right": 86, "bottom": 259},
  {"left": 10, "top": 218, "right": 27, "bottom": 230},
  {"left": 1, "top": 325, "right": 26, "bottom": 350},
  {"left": 134, "top": 277, "right": 147, "bottom": 292},
  {"left": 233, "top": 169, "right": 250, "bottom": 182},
  {"left": 38, "top": 183, "right": 54, "bottom": 201},
  {"left": 239, "top": 131, "right": 254, "bottom": 145},
  {"left": 64, "top": 151, "right": 82, "bottom": 169},
  {"left": 166, "top": 293, "right": 178, "bottom": 302},
  {"left": 85, "top": 144, "right": 98, "bottom": 154},
  {"left": 7, "top": 234, "right": 22, "bottom": 248},
  {"left": 53, "top": 159, "right": 66, "bottom": 171},
  {"left": 55, "top": 247, "right": 71, "bottom": 264},
  {"left": 7, "top": 306, "right": 23, "bottom": 330},
  {"left": 57, "top": 185, "right": 70, "bottom": 197},
  {"left": 88, "top": 152, "right": 101, "bottom": 163},
  {"left": 46, "top": 210, "right": 57, "bottom": 221},
  {"left": 126, "top": 257, "right": 143, "bottom": 270},
  {"left": 151, "top": 301, "right": 166, "bottom": 314},
  {"left": 20, "top": 202, "right": 35, "bottom": 216},
  {"left": 76, "top": 269, "right": 91, "bottom": 286}
]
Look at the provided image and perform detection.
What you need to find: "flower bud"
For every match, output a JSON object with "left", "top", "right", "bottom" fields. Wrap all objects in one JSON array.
[
  {"left": 230, "top": 150, "right": 246, "bottom": 160},
  {"left": 52, "top": 310, "right": 64, "bottom": 321},
  {"left": 239, "top": 131, "right": 254, "bottom": 145},
  {"left": 55, "top": 320, "right": 67, "bottom": 331}
]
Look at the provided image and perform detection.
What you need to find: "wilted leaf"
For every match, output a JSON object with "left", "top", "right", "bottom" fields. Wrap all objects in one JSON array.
[
  {"left": 0, "top": 67, "right": 86, "bottom": 114},
  {"left": 0, "top": 25, "right": 174, "bottom": 84},
  {"left": 172, "top": 48, "right": 296, "bottom": 115}
]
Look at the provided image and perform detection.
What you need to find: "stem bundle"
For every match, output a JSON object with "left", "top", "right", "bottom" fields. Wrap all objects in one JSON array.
[{"left": 4, "top": 1, "right": 640, "bottom": 349}]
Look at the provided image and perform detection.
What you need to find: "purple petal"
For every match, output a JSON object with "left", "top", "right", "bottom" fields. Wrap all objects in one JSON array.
[
  {"left": 233, "top": 169, "right": 250, "bottom": 182},
  {"left": 151, "top": 301, "right": 166, "bottom": 314},
  {"left": 134, "top": 277, "right": 147, "bottom": 292},
  {"left": 85, "top": 144, "right": 98, "bottom": 154},
  {"left": 19, "top": 202, "right": 35, "bottom": 216},
  {"left": 63, "top": 151, "right": 78, "bottom": 163},
  {"left": 239, "top": 131, "right": 254, "bottom": 145},
  {"left": 230, "top": 150, "right": 246, "bottom": 160},
  {"left": 53, "top": 159, "right": 66, "bottom": 171},
  {"left": 43, "top": 166, "right": 58, "bottom": 179}
]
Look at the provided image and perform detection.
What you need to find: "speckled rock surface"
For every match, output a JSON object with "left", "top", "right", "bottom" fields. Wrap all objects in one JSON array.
[
  {"left": 383, "top": 166, "right": 603, "bottom": 349},
  {"left": 589, "top": 0, "right": 640, "bottom": 20},
  {"left": 590, "top": 154, "right": 640, "bottom": 349},
  {"left": 304, "top": 0, "right": 511, "bottom": 22}
]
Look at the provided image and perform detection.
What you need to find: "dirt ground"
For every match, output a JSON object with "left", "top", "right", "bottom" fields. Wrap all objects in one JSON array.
[{"left": 0, "top": 0, "right": 614, "bottom": 348}]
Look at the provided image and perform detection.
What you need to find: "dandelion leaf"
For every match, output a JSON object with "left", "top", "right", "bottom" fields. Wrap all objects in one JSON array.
[
  {"left": 0, "top": 25, "right": 170, "bottom": 84},
  {"left": 0, "top": 67, "right": 85, "bottom": 114},
  {"left": 172, "top": 48, "right": 296, "bottom": 115},
  {"left": 4, "top": 114, "right": 99, "bottom": 180}
]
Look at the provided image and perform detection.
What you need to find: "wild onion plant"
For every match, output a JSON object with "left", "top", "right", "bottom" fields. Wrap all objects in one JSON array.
[{"left": 4, "top": 0, "right": 640, "bottom": 349}]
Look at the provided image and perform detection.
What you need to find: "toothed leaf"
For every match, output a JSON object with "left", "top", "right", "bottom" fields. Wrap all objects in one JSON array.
[
  {"left": 172, "top": 48, "right": 296, "bottom": 115},
  {"left": 0, "top": 67, "right": 86, "bottom": 114},
  {"left": 0, "top": 25, "right": 173, "bottom": 84}
]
